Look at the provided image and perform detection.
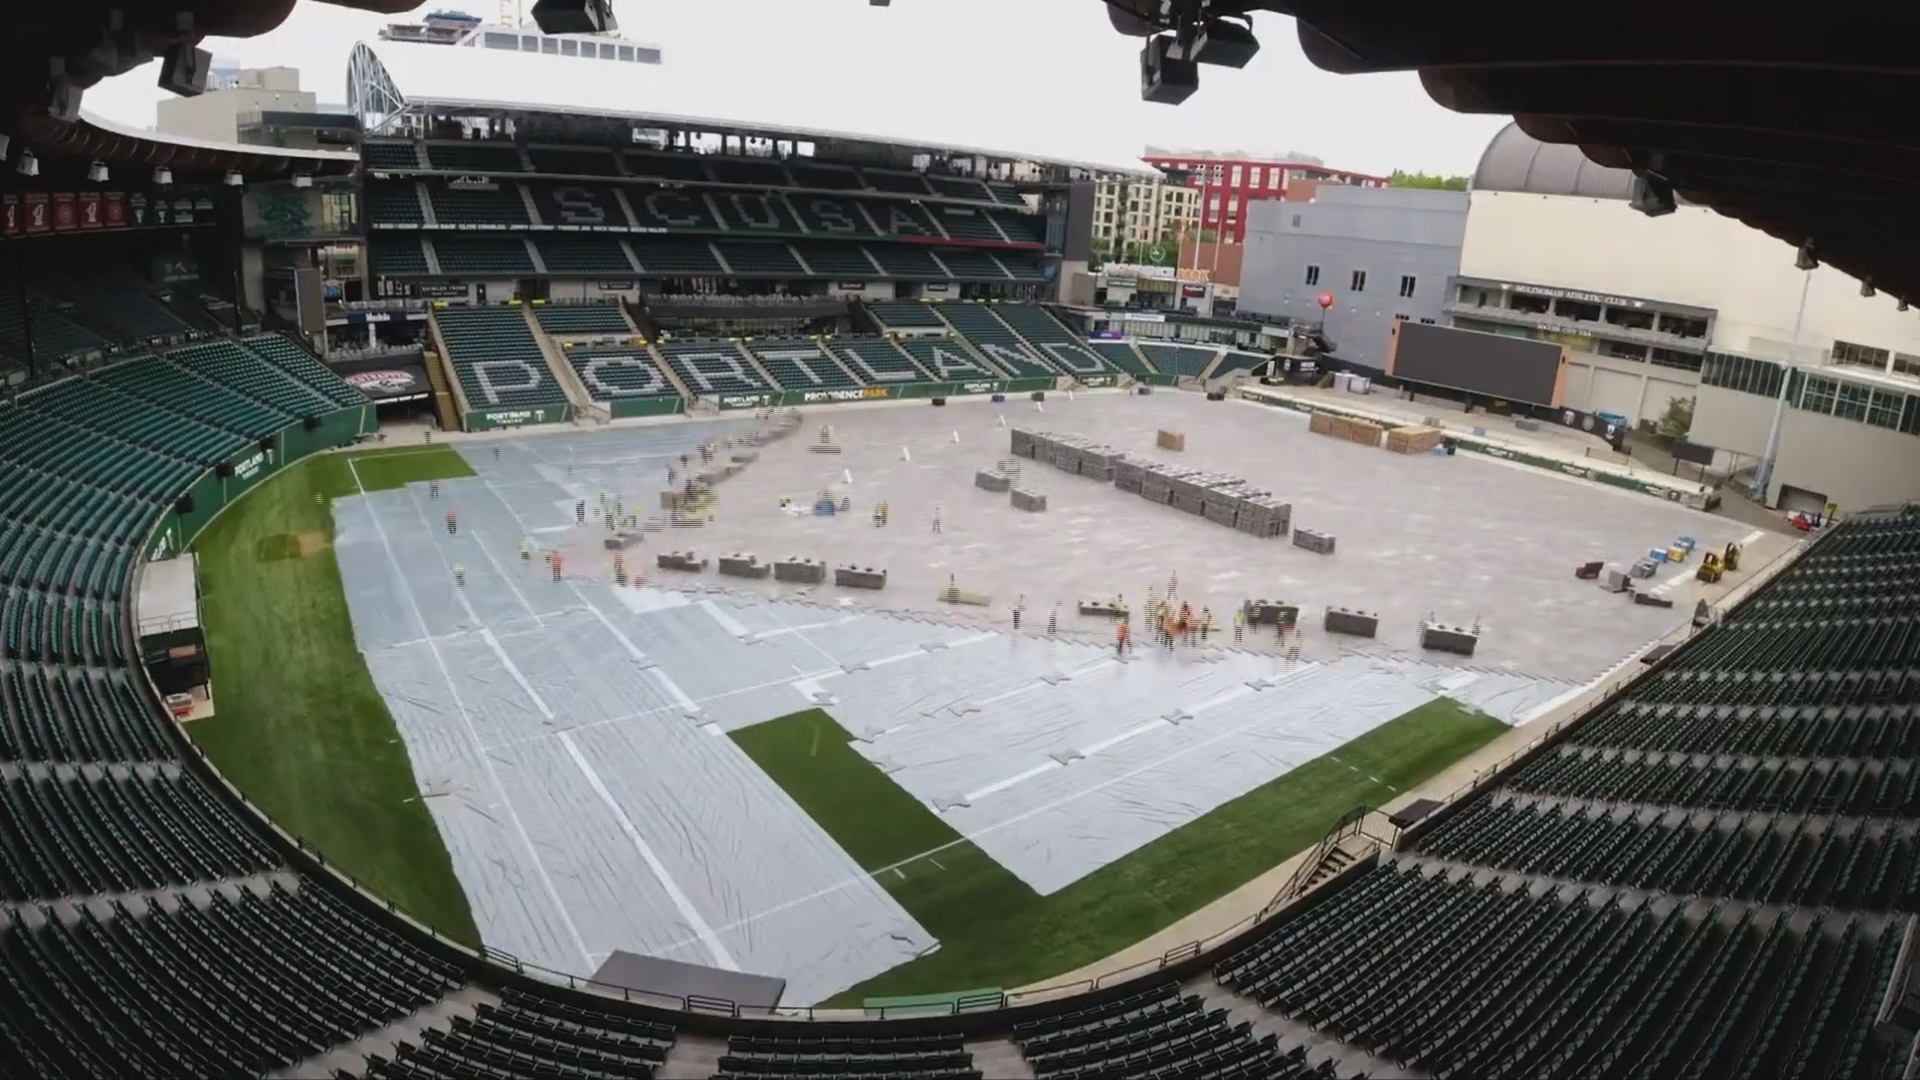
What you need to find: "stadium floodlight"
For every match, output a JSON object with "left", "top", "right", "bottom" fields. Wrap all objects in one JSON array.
[
  {"left": 292, "top": 173, "right": 313, "bottom": 189},
  {"left": 1860, "top": 278, "right": 1876, "bottom": 298},
  {"left": 1795, "top": 240, "right": 1818, "bottom": 271},
  {"left": 153, "top": 166, "right": 172, "bottom": 186},
  {"left": 86, "top": 160, "right": 108, "bottom": 182},
  {"left": 15, "top": 148, "right": 38, "bottom": 177},
  {"left": 224, "top": 170, "right": 244, "bottom": 187}
]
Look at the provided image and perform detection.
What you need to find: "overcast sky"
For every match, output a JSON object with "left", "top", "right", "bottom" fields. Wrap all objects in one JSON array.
[{"left": 81, "top": 0, "right": 1506, "bottom": 177}]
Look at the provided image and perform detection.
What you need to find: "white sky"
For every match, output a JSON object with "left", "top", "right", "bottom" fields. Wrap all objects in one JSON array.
[{"left": 80, "top": 0, "right": 1507, "bottom": 178}]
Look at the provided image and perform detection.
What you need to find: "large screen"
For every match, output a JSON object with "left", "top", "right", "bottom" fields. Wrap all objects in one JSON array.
[{"left": 1385, "top": 322, "right": 1567, "bottom": 408}]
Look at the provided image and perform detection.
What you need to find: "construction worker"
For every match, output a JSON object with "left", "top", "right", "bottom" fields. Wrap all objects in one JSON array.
[
  {"left": 1116, "top": 619, "right": 1130, "bottom": 657},
  {"left": 1201, "top": 607, "right": 1214, "bottom": 641}
]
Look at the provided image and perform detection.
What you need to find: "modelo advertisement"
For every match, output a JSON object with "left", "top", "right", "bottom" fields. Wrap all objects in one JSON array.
[{"left": 330, "top": 354, "right": 433, "bottom": 403}]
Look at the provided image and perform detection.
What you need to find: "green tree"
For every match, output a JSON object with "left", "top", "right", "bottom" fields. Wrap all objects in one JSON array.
[
  {"left": 1389, "top": 170, "right": 1469, "bottom": 191},
  {"left": 1656, "top": 395, "right": 1695, "bottom": 440}
]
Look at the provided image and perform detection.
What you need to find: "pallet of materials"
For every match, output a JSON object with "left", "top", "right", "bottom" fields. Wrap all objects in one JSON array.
[
  {"left": 1156, "top": 429, "right": 1186, "bottom": 451},
  {"left": 1348, "top": 420, "right": 1385, "bottom": 448},
  {"left": 1328, "top": 416, "right": 1354, "bottom": 441},
  {"left": 1308, "top": 412, "right": 1336, "bottom": 436},
  {"left": 1386, "top": 425, "right": 1445, "bottom": 455}
]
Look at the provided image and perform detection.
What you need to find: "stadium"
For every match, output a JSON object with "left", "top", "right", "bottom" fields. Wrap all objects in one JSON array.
[{"left": 2, "top": 4, "right": 1919, "bottom": 1080}]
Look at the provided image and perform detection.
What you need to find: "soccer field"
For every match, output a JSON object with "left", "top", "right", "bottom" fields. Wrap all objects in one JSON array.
[
  {"left": 188, "top": 445, "right": 484, "bottom": 947},
  {"left": 733, "top": 699, "right": 1507, "bottom": 1002}
]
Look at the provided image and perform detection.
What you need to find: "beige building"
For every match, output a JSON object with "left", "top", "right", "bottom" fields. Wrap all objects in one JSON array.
[
  {"left": 1092, "top": 176, "right": 1199, "bottom": 255},
  {"left": 157, "top": 66, "right": 315, "bottom": 142}
]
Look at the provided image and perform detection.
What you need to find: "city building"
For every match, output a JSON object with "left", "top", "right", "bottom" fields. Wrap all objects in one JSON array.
[
  {"left": 156, "top": 66, "right": 317, "bottom": 142},
  {"left": 1453, "top": 122, "right": 1920, "bottom": 513},
  {"left": 1236, "top": 186, "right": 1467, "bottom": 371},
  {"left": 1090, "top": 176, "right": 1198, "bottom": 258},
  {"left": 1140, "top": 147, "right": 1386, "bottom": 246}
]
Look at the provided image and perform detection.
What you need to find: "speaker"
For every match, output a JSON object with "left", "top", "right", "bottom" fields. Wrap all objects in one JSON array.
[
  {"left": 215, "top": 462, "right": 234, "bottom": 478},
  {"left": 931, "top": 397, "right": 947, "bottom": 406},
  {"left": 1141, "top": 36, "right": 1199, "bottom": 105},
  {"left": 175, "top": 494, "right": 195, "bottom": 515},
  {"left": 1031, "top": 391, "right": 1046, "bottom": 402},
  {"left": 303, "top": 416, "right": 321, "bottom": 431},
  {"left": 259, "top": 438, "right": 275, "bottom": 453}
]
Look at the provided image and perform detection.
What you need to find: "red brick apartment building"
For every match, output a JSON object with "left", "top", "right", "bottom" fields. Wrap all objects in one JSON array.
[{"left": 1141, "top": 150, "right": 1387, "bottom": 245}]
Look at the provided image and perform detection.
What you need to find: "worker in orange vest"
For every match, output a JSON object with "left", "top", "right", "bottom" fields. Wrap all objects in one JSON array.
[{"left": 1115, "top": 619, "right": 1130, "bottom": 657}]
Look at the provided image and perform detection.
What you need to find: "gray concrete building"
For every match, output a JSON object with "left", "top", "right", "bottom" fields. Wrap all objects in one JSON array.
[{"left": 1237, "top": 186, "right": 1467, "bottom": 371}]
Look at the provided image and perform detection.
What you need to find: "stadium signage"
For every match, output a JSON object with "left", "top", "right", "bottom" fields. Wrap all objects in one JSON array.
[
  {"left": 598, "top": 281, "right": 635, "bottom": 291},
  {"left": 479, "top": 409, "right": 547, "bottom": 425},
  {"left": 232, "top": 451, "right": 269, "bottom": 481},
  {"left": 718, "top": 393, "right": 776, "bottom": 410},
  {"left": 800, "top": 387, "right": 891, "bottom": 403},
  {"left": 1079, "top": 374, "right": 1119, "bottom": 388},
  {"left": 1500, "top": 281, "right": 1640, "bottom": 309}
]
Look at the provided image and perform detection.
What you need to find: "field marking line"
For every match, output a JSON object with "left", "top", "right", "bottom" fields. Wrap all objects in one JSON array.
[
  {"left": 558, "top": 730, "right": 740, "bottom": 972},
  {"left": 346, "top": 458, "right": 595, "bottom": 972},
  {"left": 480, "top": 628, "right": 554, "bottom": 721},
  {"left": 470, "top": 463, "right": 704, "bottom": 714},
  {"left": 650, "top": 675, "right": 1362, "bottom": 954}
]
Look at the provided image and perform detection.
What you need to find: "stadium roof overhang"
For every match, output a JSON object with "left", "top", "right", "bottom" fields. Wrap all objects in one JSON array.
[
  {"left": 20, "top": 108, "right": 358, "bottom": 180},
  {"left": 348, "top": 39, "right": 1158, "bottom": 179},
  {"left": 1276, "top": 4, "right": 1920, "bottom": 306}
]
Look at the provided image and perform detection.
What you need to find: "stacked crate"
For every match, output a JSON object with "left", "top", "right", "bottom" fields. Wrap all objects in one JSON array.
[
  {"left": 1386, "top": 425, "right": 1445, "bottom": 454},
  {"left": 1010, "top": 429, "right": 1121, "bottom": 481},
  {"left": 1349, "top": 420, "right": 1385, "bottom": 448}
]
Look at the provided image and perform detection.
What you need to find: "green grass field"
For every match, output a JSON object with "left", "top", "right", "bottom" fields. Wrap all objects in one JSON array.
[
  {"left": 189, "top": 445, "right": 482, "bottom": 947},
  {"left": 733, "top": 700, "right": 1507, "bottom": 1002}
]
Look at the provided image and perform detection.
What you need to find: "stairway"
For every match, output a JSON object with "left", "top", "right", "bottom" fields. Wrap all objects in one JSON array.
[
  {"left": 966, "top": 1037, "right": 1037, "bottom": 1080},
  {"left": 1186, "top": 977, "right": 1424, "bottom": 1080},
  {"left": 270, "top": 984, "right": 499, "bottom": 1079},
  {"left": 656, "top": 1032, "right": 727, "bottom": 1079},
  {"left": 421, "top": 312, "right": 465, "bottom": 431}
]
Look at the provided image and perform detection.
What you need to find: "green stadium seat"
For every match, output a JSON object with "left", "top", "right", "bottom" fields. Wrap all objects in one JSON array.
[
  {"left": 361, "top": 141, "right": 423, "bottom": 170},
  {"left": 566, "top": 346, "right": 678, "bottom": 402},
  {"left": 530, "top": 182, "right": 629, "bottom": 230},
  {"left": 369, "top": 238, "right": 429, "bottom": 277},
  {"left": 423, "top": 141, "right": 526, "bottom": 172},
  {"left": 623, "top": 152, "right": 714, "bottom": 184},
  {"left": 433, "top": 239, "right": 536, "bottom": 276},
  {"left": 655, "top": 341, "right": 772, "bottom": 395},
  {"left": 433, "top": 308, "right": 570, "bottom": 413},
  {"left": 827, "top": 337, "right": 934, "bottom": 385},
  {"left": 534, "top": 305, "right": 631, "bottom": 336},
  {"left": 715, "top": 242, "right": 805, "bottom": 277},
  {"left": 792, "top": 242, "right": 880, "bottom": 277},
  {"left": 934, "top": 304, "right": 1053, "bottom": 378},
  {"left": 627, "top": 185, "right": 721, "bottom": 232},
  {"left": 241, "top": 334, "right": 365, "bottom": 409},
  {"left": 167, "top": 340, "right": 336, "bottom": 419},
  {"left": 364, "top": 183, "right": 426, "bottom": 227},
  {"left": 527, "top": 146, "right": 619, "bottom": 175},
  {"left": 630, "top": 239, "right": 724, "bottom": 276},
  {"left": 427, "top": 183, "right": 530, "bottom": 227},
  {"left": 535, "top": 237, "right": 635, "bottom": 276},
  {"left": 742, "top": 339, "right": 861, "bottom": 391}
]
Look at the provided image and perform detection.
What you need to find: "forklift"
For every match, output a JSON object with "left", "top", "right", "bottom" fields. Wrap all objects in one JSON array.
[{"left": 1695, "top": 541, "right": 1744, "bottom": 585}]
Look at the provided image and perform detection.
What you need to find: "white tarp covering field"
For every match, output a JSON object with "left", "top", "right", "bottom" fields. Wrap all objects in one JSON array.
[{"left": 331, "top": 420, "right": 1580, "bottom": 1003}]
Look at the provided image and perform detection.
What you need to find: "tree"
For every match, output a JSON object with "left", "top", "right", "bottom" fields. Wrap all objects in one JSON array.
[
  {"left": 1656, "top": 395, "right": 1695, "bottom": 440},
  {"left": 1389, "top": 170, "right": 1469, "bottom": 191}
]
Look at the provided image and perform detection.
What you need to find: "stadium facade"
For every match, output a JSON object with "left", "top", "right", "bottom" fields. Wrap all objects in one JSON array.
[{"left": 1238, "top": 121, "right": 1920, "bottom": 515}]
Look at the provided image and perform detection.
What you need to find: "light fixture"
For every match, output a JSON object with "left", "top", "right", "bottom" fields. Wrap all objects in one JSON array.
[
  {"left": 224, "top": 170, "right": 244, "bottom": 187},
  {"left": 1795, "top": 240, "right": 1817, "bottom": 272},
  {"left": 1860, "top": 278, "right": 1876, "bottom": 298},
  {"left": 86, "top": 160, "right": 108, "bottom": 182},
  {"left": 15, "top": 148, "right": 38, "bottom": 177},
  {"left": 153, "top": 166, "right": 172, "bottom": 185},
  {"left": 291, "top": 173, "right": 312, "bottom": 189},
  {"left": 1900, "top": 299, "right": 1910, "bottom": 313},
  {"left": 0, "top": 133, "right": 10, "bottom": 159}
]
